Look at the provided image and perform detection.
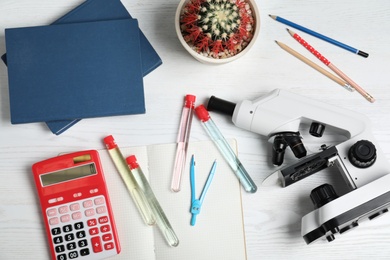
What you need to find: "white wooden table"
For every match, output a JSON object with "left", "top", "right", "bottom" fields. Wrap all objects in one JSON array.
[{"left": 1, "top": 0, "right": 390, "bottom": 259}]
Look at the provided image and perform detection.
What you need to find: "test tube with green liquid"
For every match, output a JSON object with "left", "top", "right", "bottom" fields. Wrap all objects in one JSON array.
[
  {"left": 126, "top": 155, "right": 179, "bottom": 247},
  {"left": 103, "top": 135, "right": 156, "bottom": 226}
]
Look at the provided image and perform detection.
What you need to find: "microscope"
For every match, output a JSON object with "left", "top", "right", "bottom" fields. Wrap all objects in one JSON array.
[{"left": 207, "top": 89, "right": 390, "bottom": 244}]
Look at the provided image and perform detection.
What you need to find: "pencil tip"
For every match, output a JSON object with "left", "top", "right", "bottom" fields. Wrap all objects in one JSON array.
[
  {"left": 269, "top": 14, "right": 276, "bottom": 19},
  {"left": 286, "top": 28, "right": 295, "bottom": 36}
]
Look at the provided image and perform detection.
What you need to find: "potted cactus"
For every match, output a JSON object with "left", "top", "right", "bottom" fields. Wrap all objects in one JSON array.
[{"left": 178, "top": 0, "right": 256, "bottom": 60}]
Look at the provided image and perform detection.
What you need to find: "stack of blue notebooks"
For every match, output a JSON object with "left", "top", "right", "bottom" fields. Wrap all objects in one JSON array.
[{"left": 3, "top": 0, "right": 162, "bottom": 135}]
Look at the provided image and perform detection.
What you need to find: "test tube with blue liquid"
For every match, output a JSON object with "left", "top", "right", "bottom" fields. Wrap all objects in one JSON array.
[{"left": 194, "top": 105, "right": 257, "bottom": 193}]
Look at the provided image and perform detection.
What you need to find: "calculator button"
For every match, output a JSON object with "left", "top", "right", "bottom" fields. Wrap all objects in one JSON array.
[
  {"left": 67, "top": 242, "right": 76, "bottom": 250},
  {"left": 73, "top": 192, "right": 82, "bottom": 198},
  {"left": 83, "top": 200, "right": 93, "bottom": 208},
  {"left": 65, "top": 233, "right": 75, "bottom": 242},
  {"left": 51, "top": 227, "right": 61, "bottom": 235},
  {"left": 60, "top": 214, "right": 71, "bottom": 223},
  {"left": 100, "top": 225, "right": 111, "bottom": 233},
  {"left": 46, "top": 195, "right": 117, "bottom": 258},
  {"left": 58, "top": 206, "right": 69, "bottom": 214},
  {"left": 49, "top": 217, "right": 60, "bottom": 225},
  {"left": 104, "top": 242, "right": 114, "bottom": 250},
  {"left": 90, "top": 188, "right": 99, "bottom": 194},
  {"left": 102, "top": 233, "right": 112, "bottom": 241},
  {"left": 47, "top": 208, "right": 57, "bottom": 217},
  {"left": 94, "top": 197, "right": 105, "bottom": 205},
  {"left": 49, "top": 198, "right": 58, "bottom": 204},
  {"left": 76, "top": 231, "right": 86, "bottom": 239},
  {"left": 57, "top": 253, "right": 67, "bottom": 260},
  {"left": 89, "top": 228, "right": 99, "bottom": 236},
  {"left": 85, "top": 209, "right": 95, "bottom": 217},
  {"left": 80, "top": 248, "right": 90, "bottom": 256},
  {"left": 68, "top": 251, "right": 78, "bottom": 259},
  {"left": 55, "top": 245, "right": 65, "bottom": 253},
  {"left": 53, "top": 236, "right": 63, "bottom": 244},
  {"left": 63, "top": 225, "right": 72, "bottom": 233},
  {"left": 91, "top": 236, "right": 103, "bottom": 253},
  {"left": 78, "top": 239, "right": 88, "bottom": 248},
  {"left": 96, "top": 206, "right": 106, "bottom": 214},
  {"left": 69, "top": 203, "right": 80, "bottom": 211},
  {"left": 98, "top": 216, "right": 109, "bottom": 224},
  {"left": 74, "top": 222, "right": 84, "bottom": 230},
  {"left": 71, "top": 212, "right": 82, "bottom": 220},
  {"left": 87, "top": 219, "right": 97, "bottom": 226}
]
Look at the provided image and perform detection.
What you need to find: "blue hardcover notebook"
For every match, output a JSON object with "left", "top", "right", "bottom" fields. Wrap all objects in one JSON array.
[
  {"left": 6, "top": 19, "right": 145, "bottom": 123},
  {"left": 2, "top": 0, "right": 162, "bottom": 134}
]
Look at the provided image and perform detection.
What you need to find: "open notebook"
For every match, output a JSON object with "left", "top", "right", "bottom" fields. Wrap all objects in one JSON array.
[{"left": 98, "top": 139, "right": 247, "bottom": 260}]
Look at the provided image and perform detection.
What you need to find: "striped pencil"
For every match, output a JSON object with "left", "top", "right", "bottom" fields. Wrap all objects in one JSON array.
[{"left": 287, "top": 29, "right": 375, "bottom": 103}]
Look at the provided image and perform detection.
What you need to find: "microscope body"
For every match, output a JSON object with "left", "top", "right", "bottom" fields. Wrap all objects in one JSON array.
[
  {"left": 232, "top": 89, "right": 389, "bottom": 188},
  {"left": 208, "top": 89, "right": 390, "bottom": 244}
]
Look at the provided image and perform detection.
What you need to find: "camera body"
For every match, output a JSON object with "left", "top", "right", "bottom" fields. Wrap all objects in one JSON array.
[{"left": 207, "top": 89, "right": 390, "bottom": 244}]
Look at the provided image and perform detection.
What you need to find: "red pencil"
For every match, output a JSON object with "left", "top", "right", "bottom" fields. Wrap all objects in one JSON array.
[{"left": 287, "top": 29, "right": 375, "bottom": 103}]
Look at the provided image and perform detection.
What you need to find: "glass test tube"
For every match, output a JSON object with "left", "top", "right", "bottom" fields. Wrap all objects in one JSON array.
[
  {"left": 103, "top": 135, "right": 156, "bottom": 225},
  {"left": 127, "top": 155, "right": 179, "bottom": 247},
  {"left": 194, "top": 105, "right": 257, "bottom": 193},
  {"left": 171, "top": 94, "right": 196, "bottom": 192}
]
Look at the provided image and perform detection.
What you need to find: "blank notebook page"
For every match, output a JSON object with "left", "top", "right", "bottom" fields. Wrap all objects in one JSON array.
[{"left": 98, "top": 139, "right": 247, "bottom": 260}]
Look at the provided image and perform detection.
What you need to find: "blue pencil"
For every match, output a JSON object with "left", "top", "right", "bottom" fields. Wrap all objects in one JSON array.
[{"left": 269, "top": 15, "right": 369, "bottom": 58}]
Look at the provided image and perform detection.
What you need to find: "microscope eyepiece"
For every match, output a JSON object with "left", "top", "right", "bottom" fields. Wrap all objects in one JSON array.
[{"left": 207, "top": 96, "right": 236, "bottom": 117}]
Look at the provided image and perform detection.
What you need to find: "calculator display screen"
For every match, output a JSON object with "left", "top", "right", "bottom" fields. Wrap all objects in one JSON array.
[{"left": 40, "top": 163, "right": 97, "bottom": 187}]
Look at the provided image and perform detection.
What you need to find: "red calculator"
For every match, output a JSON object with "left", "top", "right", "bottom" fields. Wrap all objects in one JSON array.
[{"left": 32, "top": 150, "right": 121, "bottom": 260}]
